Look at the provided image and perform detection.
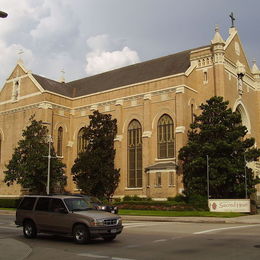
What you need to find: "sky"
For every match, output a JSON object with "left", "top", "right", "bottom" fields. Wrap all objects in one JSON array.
[{"left": 0, "top": 0, "right": 260, "bottom": 88}]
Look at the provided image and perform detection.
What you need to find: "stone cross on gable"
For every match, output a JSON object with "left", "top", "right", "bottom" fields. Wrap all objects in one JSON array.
[
  {"left": 229, "top": 12, "right": 235, "bottom": 28},
  {"left": 17, "top": 49, "right": 24, "bottom": 64}
]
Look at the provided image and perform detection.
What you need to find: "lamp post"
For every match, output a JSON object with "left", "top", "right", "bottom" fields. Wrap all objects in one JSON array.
[
  {"left": 244, "top": 154, "right": 248, "bottom": 199},
  {"left": 206, "top": 155, "right": 210, "bottom": 200},
  {"left": 42, "top": 122, "right": 52, "bottom": 195},
  {"left": 0, "top": 11, "right": 8, "bottom": 18}
]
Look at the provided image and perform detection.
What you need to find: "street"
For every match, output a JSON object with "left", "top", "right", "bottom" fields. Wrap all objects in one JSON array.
[{"left": 0, "top": 214, "right": 260, "bottom": 260}]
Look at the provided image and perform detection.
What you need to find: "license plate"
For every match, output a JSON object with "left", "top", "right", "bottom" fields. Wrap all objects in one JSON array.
[{"left": 111, "top": 229, "right": 117, "bottom": 233}]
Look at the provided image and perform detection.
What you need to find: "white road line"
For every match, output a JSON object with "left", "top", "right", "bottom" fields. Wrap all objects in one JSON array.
[
  {"left": 0, "top": 226, "right": 19, "bottom": 230},
  {"left": 77, "top": 253, "right": 108, "bottom": 258},
  {"left": 112, "top": 257, "right": 136, "bottom": 260},
  {"left": 193, "top": 224, "right": 260, "bottom": 235},
  {"left": 77, "top": 253, "right": 136, "bottom": 260},
  {"left": 153, "top": 239, "right": 168, "bottom": 243}
]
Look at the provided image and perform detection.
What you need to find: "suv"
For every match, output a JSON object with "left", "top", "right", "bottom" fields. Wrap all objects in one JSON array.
[{"left": 15, "top": 195, "right": 123, "bottom": 244}]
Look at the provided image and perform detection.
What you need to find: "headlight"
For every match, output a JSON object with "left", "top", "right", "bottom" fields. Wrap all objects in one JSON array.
[
  {"left": 101, "top": 206, "right": 106, "bottom": 210},
  {"left": 90, "top": 219, "right": 104, "bottom": 226},
  {"left": 117, "top": 218, "right": 122, "bottom": 225}
]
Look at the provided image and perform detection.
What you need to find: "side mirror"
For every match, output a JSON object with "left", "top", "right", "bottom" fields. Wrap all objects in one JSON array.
[{"left": 58, "top": 208, "right": 68, "bottom": 214}]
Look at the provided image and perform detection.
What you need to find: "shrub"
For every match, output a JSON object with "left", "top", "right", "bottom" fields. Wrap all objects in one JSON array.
[
  {"left": 122, "top": 195, "right": 152, "bottom": 202},
  {"left": 0, "top": 198, "right": 21, "bottom": 208},
  {"left": 167, "top": 194, "right": 187, "bottom": 203}
]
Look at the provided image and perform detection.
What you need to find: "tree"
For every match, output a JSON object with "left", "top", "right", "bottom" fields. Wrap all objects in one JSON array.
[
  {"left": 179, "top": 96, "right": 260, "bottom": 199},
  {"left": 4, "top": 116, "right": 66, "bottom": 194},
  {"left": 72, "top": 110, "right": 120, "bottom": 200}
]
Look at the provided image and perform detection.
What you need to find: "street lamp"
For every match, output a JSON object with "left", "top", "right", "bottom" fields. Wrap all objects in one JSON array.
[
  {"left": 42, "top": 122, "right": 53, "bottom": 195},
  {"left": 0, "top": 11, "right": 8, "bottom": 18}
]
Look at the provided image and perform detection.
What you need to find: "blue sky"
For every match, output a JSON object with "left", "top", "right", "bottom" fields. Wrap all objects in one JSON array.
[{"left": 0, "top": 0, "right": 259, "bottom": 87}]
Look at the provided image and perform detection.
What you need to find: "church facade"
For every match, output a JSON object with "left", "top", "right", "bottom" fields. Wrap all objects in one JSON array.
[{"left": 1, "top": 26, "right": 260, "bottom": 199}]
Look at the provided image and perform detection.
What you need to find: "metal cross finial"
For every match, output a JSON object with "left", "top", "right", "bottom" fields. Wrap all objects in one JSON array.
[{"left": 229, "top": 12, "right": 235, "bottom": 28}]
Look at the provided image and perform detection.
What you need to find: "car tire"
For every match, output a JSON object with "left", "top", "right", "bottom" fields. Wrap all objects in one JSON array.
[
  {"left": 73, "top": 224, "right": 90, "bottom": 244},
  {"left": 103, "top": 234, "right": 116, "bottom": 241},
  {"left": 23, "top": 220, "right": 37, "bottom": 239}
]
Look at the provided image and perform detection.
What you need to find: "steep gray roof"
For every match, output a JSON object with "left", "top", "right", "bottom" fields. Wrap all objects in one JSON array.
[{"left": 33, "top": 46, "right": 209, "bottom": 98}]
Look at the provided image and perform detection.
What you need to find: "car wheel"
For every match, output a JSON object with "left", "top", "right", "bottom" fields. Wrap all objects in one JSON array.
[
  {"left": 23, "top": 220, "right": 37, "bottom": 239},
  {"left": 73, "top": 224, "right": 90, "bottom": 244},
  {"left": 103, "top": 234, "right": 116, "bottom": 241}
]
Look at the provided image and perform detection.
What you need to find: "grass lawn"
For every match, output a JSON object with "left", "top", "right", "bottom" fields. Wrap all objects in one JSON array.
[{"left": 119, "top": 209, "right": 245, "bottom": 218}]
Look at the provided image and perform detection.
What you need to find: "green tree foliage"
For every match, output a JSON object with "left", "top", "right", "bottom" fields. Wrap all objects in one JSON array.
[
  {"left": 4, "top": 116, "right": 66, "bottom": 194},
  {"left": 72, "top": 110, "right": 120, "bottom": 200},
  {"left": 179, "top": 96, "right": 260, "bottom": 199}
]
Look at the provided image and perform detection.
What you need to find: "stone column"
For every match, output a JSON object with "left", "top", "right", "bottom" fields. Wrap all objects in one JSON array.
[
  {"left": 114, "top": 100, "right": 124, "bottom": 196},
  {"left": 142, "top": 94, "right": 152, "bottom": 197},
  {"left": 175, "top": 87, "right": 186, "bottom": 194}
]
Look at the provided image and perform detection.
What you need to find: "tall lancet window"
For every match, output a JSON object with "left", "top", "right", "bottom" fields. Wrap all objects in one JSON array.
[
  {"left": 157, "top": 114, "right": 174, "bottom": 159},
  {"left": 13, "top": 81, "right": 19, "bottom": 101},
  {"left": 128, "top": 120, "right": 143, "bottom": 188},
  {"left": 57, "top": 127, "right": 63, "bottom": 156},
  {"left": 77, "top": 127, "right": 87, "bottom": 154}
]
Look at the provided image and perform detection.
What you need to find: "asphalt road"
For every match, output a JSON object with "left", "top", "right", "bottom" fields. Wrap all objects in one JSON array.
[{"left": 1, "top": 214, "right": 260, "bottom": 260}]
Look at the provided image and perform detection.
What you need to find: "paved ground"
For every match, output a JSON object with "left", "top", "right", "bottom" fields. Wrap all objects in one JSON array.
[{"left": 1, "top": 210, "right": 260, "bottom": 260}]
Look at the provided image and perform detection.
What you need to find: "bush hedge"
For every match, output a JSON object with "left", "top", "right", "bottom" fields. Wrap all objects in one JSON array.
[
  {"left": 0, "top": 198, "right": 21, "bottom": 208},
  {"left": 115, "top": 196, "right": 208, "bottom": 211}
]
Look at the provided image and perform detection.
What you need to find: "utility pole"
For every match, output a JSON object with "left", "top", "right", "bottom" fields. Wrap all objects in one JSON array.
[{"left": 244, "top": 154, "right": 248, "bottom": 199}]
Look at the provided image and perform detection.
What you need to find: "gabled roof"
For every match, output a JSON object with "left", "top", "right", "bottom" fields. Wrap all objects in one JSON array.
[
  {"left": 32, "top": 74, "right": 74, "bottom": 97},
  {"left": 32, "top": 46, "right": 209, "bottom": 98}
]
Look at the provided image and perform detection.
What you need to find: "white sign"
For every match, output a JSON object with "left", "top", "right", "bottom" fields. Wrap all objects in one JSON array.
[{"left": 208, "top": 199, "right": 250, "bottom": 213}]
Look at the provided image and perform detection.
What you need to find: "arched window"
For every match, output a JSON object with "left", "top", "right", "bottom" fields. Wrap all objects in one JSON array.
[
  {"left": 191, "top": 104, "right": 194, "bottom": 124},
  {"left": 57, "top": 127, "right": 63, "bottom": 156},
  {"left": 128, "top": 120, "right": 142, "bottom": 188},
  {"left": 235, "top": 104, "right": 251, "bottom": 133},
  {"left": 77, "top": 127, "right": 87, "bottom": 154},
  {"left": 157, "top": 114, "right": 174, "bottom": 159}
]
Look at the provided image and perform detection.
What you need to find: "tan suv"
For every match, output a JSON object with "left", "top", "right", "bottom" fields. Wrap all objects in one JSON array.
[{"left": 15, "top": 195, "right": 123, "bottom": 244}]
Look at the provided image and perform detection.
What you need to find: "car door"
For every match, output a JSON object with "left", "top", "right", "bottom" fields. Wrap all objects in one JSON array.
[
  {"left": 48, "top": 198, "right": 71, "bottom": 233},
  {"left": 34, "top": 197, "right": 52, "bottom": 231}
]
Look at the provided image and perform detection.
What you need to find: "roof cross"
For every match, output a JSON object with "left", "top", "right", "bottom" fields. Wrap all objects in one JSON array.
[{"left": 229, "top": 12, "right": 235, "bottom": 28}]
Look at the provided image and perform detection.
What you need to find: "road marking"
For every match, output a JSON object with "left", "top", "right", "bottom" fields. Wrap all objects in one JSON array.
[
  {"left": 0, "top": 226, "right": 19, "bottom": 230},
  {"left": 111, "top": 257, "right": 135, "bottom": 260},
  {"left": 153, "top": 239, "right": 168, "bottom": 243},
  {"left": 77, "top": 253, "right": 135, "bottom": 260},
  {"left": 123, "top": 222, "right": 164, "bottom": 229},
  {"left": 77, "top": 253, "right": 108, "bottom": 258},
  {"left": 194, "top": 224, "right": 260, "bottom": 235}
]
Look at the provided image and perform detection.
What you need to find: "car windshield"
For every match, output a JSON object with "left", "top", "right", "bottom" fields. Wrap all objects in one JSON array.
[
  {"left": 64, "top": 198, "right": 94, "bottom": 211},
  {"left": 83, "top": 196, "right": 101, "bottom": 205}
]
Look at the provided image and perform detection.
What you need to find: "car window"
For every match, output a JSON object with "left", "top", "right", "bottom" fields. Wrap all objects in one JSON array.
[
  {"left": 50, "top": 198, "right": 66, "bottom": 213},
  {"left": 19, "top": 197, "right": 36, "bottom": 210},
  {"left": 35, "top": 198, "right": 51, "bottom": 211},
  {"left": 64, "top": 198, "right": 93, "bottom": 211}
]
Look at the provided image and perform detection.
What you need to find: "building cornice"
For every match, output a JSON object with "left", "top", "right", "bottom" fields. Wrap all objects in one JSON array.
[{"left": 0, "top": 84, "right": 197, "bottom": 116}]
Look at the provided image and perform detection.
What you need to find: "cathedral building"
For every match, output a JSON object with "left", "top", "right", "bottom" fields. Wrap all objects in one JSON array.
[{"left": 0, "top": 25, "right": 260, "bottom": 200}]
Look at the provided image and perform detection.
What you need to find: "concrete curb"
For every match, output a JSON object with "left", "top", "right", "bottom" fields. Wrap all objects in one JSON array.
[
  {"left": 1, "top": 209, "right": 260, "bottom": 224},
  {"left": 121, "top": 214, "right": 260, "bottom": 224}
]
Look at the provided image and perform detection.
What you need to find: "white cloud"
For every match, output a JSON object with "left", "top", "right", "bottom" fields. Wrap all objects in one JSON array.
[
  {"left": 0, "top": 40, "right": 34, "bottom": 87},
  {"left": 85, "top": 35, "right": 140, "bottom": 76}
]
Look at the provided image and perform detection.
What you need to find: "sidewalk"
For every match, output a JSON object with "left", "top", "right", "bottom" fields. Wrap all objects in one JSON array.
[
  {"left": 1, "top": 209, "right": 260, "bottom": 224},
  {"left": 121, "top": 214, "right": 260, "bottom": 224}
]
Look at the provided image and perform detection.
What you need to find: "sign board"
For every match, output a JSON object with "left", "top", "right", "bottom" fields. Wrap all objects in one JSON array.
[{"left": 208, "top": 199, "right": 250, "bottom": 213}]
